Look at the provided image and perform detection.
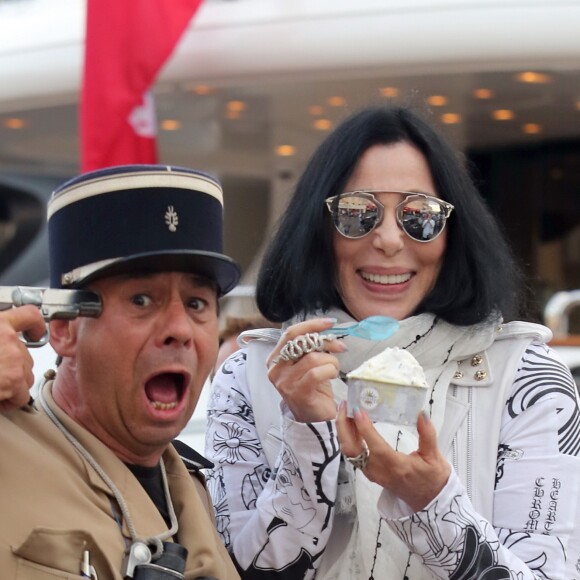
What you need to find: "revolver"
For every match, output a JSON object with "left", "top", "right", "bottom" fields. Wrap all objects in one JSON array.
[{"left": 0, "top": 286, "right": 102, "bottom": 347}]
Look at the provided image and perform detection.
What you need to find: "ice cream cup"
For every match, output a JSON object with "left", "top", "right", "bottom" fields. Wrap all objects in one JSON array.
[{"left": 346, "top": 378, "right": 429, "bottom": 425}]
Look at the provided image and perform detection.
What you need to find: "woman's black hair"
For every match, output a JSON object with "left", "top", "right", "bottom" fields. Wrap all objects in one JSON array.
[{"left": 256, "top": 105, "right": 525, "bottom": 325}]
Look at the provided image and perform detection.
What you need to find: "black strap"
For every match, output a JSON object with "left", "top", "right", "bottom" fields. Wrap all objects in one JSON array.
[{"left": 172, "top": 439, "right": 214, "bottom": 472}]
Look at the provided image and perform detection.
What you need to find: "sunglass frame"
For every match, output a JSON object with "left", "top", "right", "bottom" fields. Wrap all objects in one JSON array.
[{"left": 325, "top": 190, "right": 454, "bottom": 242}]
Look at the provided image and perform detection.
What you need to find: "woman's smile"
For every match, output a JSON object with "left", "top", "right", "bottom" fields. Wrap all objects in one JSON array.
[{"left": 359, "top": 270, "right": 413, "bottom": 286}]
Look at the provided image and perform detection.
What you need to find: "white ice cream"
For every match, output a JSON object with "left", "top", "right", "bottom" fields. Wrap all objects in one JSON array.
[{"left": 347, "top": 347, "right": 427, "bottom": 387}]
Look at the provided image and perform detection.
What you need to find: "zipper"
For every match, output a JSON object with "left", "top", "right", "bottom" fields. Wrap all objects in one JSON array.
[
  {"left": 451, "top": 385, "right": 458, "bottom": 473},
  {"left": 466, "top": 386, "right": 473, "bottom": 500},
  {"left": 450, "top": 384, "right": 473, "bottom": 501}
]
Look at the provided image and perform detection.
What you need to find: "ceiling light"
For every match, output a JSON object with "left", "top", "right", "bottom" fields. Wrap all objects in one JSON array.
[
  {"left": 426, "top": 95, "right": 448, "bottom": 107},
  {"left": 515, "top": 71, "right": 551, "bottom": 84},
  {"left": 522, "top": 123, "right": 542, "bottom": 135},
  {"left": 4, "top": 118, "right": 27, "bottom": 129},
  {"left": 192, "top": 85, "right": 215, "bottom": 95},
  {"left": 309, "top": 105, "right": 324, "bottom": 116},
  {"left": 379, "top": 87, "right": 399, "bottom": 98},
  {"left": 227, "top": 100, "right": 246, "bottom": 112},
  {"left": 441, "top": 113, "right": 461, "bottom": 124},
  {"left": 492, "top": 109, "right": 515, "bottom": 121},
  {"left": 276, "top": 145, "right": 295, "bottom": 157},
  {"left": 575, "top": 100, "right": 580, "bottom": 111},
  {"left": 327, "top": 96, "right": 346, "bottom": 107},
  {"left": 313, "top": 119, "right": 332, "bottom": 131},
  {"left": 473, "top": 88, "right": 494, "bottom": 99},
  {"left": 160, "top": 119, "right": 181, "bottom": 131}
]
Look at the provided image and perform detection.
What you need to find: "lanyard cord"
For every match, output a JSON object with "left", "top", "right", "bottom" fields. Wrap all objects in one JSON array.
[{"left": 38, "top": 386, "right": 179, "bottom": 558}]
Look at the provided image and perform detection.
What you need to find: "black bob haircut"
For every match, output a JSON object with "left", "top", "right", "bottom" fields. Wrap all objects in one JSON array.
[{"left": 256, "top": 105, "right": 525, "bottom": 326}]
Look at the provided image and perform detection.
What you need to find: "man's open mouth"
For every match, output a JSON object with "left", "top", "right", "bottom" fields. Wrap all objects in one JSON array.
[{"left": 144, "top": 373, "right": 187, "bottom": 411}]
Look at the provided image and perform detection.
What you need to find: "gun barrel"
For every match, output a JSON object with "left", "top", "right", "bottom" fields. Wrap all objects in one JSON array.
[{"left": 0, "top": 287, "right": 102, "bottom": 321}]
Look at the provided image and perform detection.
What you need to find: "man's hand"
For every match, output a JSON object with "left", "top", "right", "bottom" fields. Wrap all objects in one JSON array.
[
  {"left": 337, "top": 403, "right": 451, "bottom": 512},
  {"left": 0, "top": 306, "right": 46, "bottom": 412}
]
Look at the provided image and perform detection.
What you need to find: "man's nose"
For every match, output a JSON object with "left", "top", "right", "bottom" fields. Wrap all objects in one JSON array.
[{"left": 161, "top": 300, "right": 194, "bottom": 347}]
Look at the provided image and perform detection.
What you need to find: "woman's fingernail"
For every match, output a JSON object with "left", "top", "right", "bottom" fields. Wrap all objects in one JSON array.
[
  {"left": 323, "top": 317, "right": 338, "bottom": 324},
  {"left": 357, "top": 406, "right": 370, "bottom": 422},
  {"left": 337, "top": 340, "right": 349, "bottom": 352},
  {"left": 422, "top": 409, "right": 430, "bottom": 422}
]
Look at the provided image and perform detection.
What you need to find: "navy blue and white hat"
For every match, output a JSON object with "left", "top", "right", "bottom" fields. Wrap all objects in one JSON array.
[{"left": 48, "top": 164, "right": 241, "bottom": 295}]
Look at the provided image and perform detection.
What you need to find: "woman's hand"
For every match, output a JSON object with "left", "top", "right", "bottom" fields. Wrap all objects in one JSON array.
[
  {"left": 336, "top": 402, "right": 451, "bottom": 512},
  {"left": 0, "top": 306, "right": 46, "bottom": 412},
  {"left": 266, "top": 318, "right": 347, "bottom": 423}
]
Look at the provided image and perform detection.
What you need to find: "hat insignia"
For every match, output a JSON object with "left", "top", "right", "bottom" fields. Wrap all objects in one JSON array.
[{"left": 164, "top": 206, "right": 179, "bottom": 232}]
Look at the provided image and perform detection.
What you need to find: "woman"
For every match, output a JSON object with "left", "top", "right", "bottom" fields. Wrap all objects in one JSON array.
[{"left": 205, "top": 105, "right": 580, "bottom": 579}]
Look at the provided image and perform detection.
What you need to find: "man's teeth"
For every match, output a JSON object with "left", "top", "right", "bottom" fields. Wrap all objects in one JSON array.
[
  {"left": 361, "top": 272, "right": 412, "bottom": 284},
  {"left": 151, "top": 401, "right": 178, "bottom": 410}
]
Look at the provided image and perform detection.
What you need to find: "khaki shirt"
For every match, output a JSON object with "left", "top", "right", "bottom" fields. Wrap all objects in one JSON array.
[{"left": 0, "top": 383, "right": 239, "bottom": 579}]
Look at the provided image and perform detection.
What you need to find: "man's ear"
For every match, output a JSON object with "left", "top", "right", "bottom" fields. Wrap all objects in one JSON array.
[{"left": 48, "top": 319, "right": 78, "bottom": 357}]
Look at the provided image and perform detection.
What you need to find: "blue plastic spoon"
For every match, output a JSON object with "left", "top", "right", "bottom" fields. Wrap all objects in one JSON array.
[{"left": 320, "top": 315, "right": 399, "bottom": 341}]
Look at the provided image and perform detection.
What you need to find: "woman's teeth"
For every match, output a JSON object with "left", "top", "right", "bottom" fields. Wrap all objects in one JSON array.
[{"left": 361, "top": 272, "right": 411, "bottom": 284}]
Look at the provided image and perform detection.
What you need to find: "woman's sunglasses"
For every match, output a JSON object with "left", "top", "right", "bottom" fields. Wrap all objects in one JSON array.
[{"left": 325, "top": 190, "right": 454, "bottom": 242}]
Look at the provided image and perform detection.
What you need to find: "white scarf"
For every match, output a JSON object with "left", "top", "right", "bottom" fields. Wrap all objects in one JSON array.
[{"left": 293, "top": 309, "right": 501, "bottom": 579}]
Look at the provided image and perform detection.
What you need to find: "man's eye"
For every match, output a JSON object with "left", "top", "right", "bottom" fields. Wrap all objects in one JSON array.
[
  {"left": 188, "top": 297, "right": 207, "bottom": 311},
  {"left": 131, "top": 294, "right": 152, "bottom": 307}
]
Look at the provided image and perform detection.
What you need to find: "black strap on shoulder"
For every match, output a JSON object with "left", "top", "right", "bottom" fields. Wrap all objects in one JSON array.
[{"left": 172, "top": 439, "right": 214, "bottom": 472}]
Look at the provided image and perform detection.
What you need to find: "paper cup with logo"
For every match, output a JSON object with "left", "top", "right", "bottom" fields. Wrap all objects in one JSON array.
[{"left": 346, "top": 347, "right": 429, "bottom": 425}]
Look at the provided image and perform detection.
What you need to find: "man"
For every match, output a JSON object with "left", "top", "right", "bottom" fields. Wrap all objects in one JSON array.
[{"left": 0, "top": 165, "right": 240, "bottom": 579}]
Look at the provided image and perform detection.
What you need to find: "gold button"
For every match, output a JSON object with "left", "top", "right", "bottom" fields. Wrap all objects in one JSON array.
[
  {"left": 454, "top": 371, "right": 464, "bottom": 379},
  {"left": 471, "top": 354, "right": 483, "bottom": 366},
  {"left": 474, "top": 370, "right": 487, "bottom": 381}
]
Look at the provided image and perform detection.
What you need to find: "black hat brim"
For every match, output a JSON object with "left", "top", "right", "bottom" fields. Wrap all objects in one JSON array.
[{"left": 74, "top": 250, "right": 241, "bottom": 296}]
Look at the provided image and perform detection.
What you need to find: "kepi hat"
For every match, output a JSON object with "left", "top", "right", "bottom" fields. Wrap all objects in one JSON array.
[{"left": 48, "top": 164, "right": 241, "bottom": 295}]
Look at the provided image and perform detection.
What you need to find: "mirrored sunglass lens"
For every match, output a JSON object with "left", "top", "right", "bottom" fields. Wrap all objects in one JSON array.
[
  {"left": 399, "top": 197, "right": 447, "bottom": 241},
  {"left": 332, "top": 196, "right": 380, "bottom": 238}
]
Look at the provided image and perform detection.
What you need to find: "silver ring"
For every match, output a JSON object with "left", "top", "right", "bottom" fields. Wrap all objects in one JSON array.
[
  {"left": 345, "top": 441, "right": 369, "bottom": 470},
  {"left": 272, "top": 332, "right": 336, "bottom": 364}
]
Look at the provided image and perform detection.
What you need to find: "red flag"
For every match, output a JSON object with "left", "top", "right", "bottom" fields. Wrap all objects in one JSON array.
[{"left": 81, "top": 0, "right": 203, "bottom": 172}]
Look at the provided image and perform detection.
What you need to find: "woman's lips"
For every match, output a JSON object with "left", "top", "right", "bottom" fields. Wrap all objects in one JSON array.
[{"left": 360, "top": 271, "right": 412, "bottom": 285}]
